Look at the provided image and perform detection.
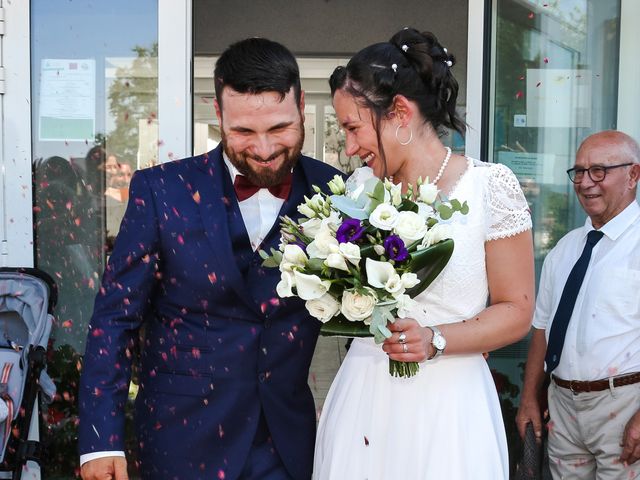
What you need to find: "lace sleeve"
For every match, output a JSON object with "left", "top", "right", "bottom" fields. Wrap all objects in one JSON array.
[
  {"left": 345, "top": 166, "right": 376, "bottom": 195},
  {"left": 485, "top": 163, "right": 532, "bottom": 241}
]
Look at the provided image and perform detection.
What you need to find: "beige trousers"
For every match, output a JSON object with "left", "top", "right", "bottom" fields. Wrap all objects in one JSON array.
[{"left": 547, "top": 380, "right": 640, "bottom": 479}]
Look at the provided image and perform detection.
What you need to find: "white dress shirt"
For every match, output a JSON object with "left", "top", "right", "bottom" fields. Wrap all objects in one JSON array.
[
  {"left": 80, "top": 156, "right": 285, "bottom": 466},
  {"left": 533, "top": 201, "right": 640, "bottom": 381},
  {"left": 223, "top": 155, "right": 285, "bottom": 251}
]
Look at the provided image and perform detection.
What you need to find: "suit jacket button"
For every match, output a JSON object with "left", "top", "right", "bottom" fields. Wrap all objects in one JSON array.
[{"left": 258, "top": 373, "right": 266, "bottom": 383}]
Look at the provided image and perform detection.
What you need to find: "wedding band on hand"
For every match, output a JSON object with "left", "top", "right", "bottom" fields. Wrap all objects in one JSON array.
[
  {"left": 402, "top": 343, "right": 409, "bottom": 353},
  {"left": 398, "top": 332, "right": 407, "bottom": 344}
]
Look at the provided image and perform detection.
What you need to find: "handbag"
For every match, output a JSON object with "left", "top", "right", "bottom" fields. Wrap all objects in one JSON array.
[{"left": 514, "top": 422, "right": 543, "bottom": 480}]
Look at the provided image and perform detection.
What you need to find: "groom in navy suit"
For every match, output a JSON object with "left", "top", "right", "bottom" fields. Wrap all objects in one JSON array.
[{"left": 79, "top": 38, "right": 341, "bottom": 480}]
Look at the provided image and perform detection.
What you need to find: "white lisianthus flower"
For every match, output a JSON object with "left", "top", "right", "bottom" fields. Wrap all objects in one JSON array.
[
  {"left": 325, "top": 251, "right": 349, "bottom": 272},
  {"left": 396, "top": 293, "right": 418, "bottom": 318},
  {"left": 339, "top": 242, "right": 361, "bottom": 266},
  {"left": 415, "top": 202, "right": 435, "bottom": 220},
  {"left": 299, "top": 217, "right": 322, "bottom": 237},
  {"left": 298, "top": 203, "right": 316, "bottom": 219},
  {"left": 394, "top": 211, "right": 428, "bottom": 244},
  {"left": 401, "top": 272, "right": 420, "bottom": 289},
  {"left": 373, "top": 244, "right": 386, "bottom": 256},
  {"left": 293, "top": 271, "right": 331, "bottom": 300},
  {"left": 279, "top": 244, "right": 307, "bottom": 272},
  {"left": 341, "top": 288, "right": 377, "bottom": 324},
  {"left": 365, "top": 258, "right": 397, "bottom": 288},
  {"left": 328, "top": 175, "right": 346, "bottom": 195},
  {"left": 384, "top": 273, "right": 405, "bottom": 297},
  {"left": 307, "top": 228, "right": 339, "bottom": 259},
  {"left": 369, "top": 203, "right": 399, "bottom": 231},
  {"left": 419, "top": 183, "right": 439, "bottom": 204},
  {"left": 321, "top": 210, "right": 343, "bottom": 231},
  {"left": 421, "top": 223, "right": 453, "bottom": 248},
  {"left": 305, "top": 293, "right": 341, "bottom": 322},
  {"left": 276, "top": 271, "right": 295, "bottom": 298},
  {"left": 385, "top": 180, "right": 403, "bottom": 207}
]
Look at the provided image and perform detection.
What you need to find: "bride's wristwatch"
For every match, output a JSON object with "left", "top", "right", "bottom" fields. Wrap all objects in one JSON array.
[{"left": 426, "top": 326, "right": 446, "bottom": 360}]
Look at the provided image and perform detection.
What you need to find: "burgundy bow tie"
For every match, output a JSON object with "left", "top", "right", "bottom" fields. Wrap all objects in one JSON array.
[{"left": 233, "top": 173, "right": 292, "bottom": 201}]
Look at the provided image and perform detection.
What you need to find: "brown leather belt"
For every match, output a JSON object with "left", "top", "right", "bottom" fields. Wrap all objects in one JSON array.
[{"left": 552, "top": 372, "right": 640, "bottom": 394}]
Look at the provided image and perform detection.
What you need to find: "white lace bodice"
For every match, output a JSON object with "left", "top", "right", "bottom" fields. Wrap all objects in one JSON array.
[
  {"left": 410, "top": 158, "right": 531, "bottom": 325},
  {"left": 347, "top": 158, "right": 531, "bottom": 327}
]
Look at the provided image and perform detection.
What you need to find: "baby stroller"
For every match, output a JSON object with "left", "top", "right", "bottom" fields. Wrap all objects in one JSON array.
[{"left": 0, "top": 268, "right": 56, "bottom": 480}]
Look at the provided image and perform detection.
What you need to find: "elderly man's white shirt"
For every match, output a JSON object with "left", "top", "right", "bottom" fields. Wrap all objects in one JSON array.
[{"left": 533, "top": 201, "right": 640, "bottom": 381}]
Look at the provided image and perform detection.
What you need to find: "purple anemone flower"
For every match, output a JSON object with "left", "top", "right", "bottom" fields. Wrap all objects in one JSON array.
[
  {"left": 383, "top": 235, "right": 409, "bottom": 262},
  {"left": 336, "top": 218, "right": 365, "bottom": 243}
]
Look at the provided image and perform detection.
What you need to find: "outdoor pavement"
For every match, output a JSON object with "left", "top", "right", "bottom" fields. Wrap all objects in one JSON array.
[{"left": 308, "top": 336, "right": 348, "bottom": 420}]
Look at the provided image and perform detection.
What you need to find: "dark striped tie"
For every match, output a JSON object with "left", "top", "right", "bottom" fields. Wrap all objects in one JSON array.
[{"left": 544, "top": 229, "right": 604, "bottom": 373}]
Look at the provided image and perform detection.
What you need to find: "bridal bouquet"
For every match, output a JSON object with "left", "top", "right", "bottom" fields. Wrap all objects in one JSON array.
[{"left": 261, "top": 171, "right": 468, "bottom": 377}]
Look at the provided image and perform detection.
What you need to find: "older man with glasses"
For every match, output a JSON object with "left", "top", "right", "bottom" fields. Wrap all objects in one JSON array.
[{"left": 516, "top": 130, "right": 640, "bottom": 479}]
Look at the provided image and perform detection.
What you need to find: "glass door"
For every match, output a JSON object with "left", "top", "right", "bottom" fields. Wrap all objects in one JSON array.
[
  {"left": 0, "top": 1, "right": 192, "bottom": 477},
  {"left": 487, "top": 0, "right": 621, "bottom": 474}
]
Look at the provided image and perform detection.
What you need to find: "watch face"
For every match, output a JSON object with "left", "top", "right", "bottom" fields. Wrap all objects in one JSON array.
[{"left": 433, "top": 334, "right": 446, "bottom": 351}]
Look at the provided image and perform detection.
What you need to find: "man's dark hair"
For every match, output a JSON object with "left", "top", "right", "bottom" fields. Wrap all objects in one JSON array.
[{"left": 214, "top": 37, "right": 302, "bottom": 109}]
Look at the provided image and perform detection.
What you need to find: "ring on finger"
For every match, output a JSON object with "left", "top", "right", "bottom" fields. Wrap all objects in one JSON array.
[
  {"left": 398, "top": 332, "right": 407, "bottom": 344},
  {"left": 402, "top": 343, "right": 408, "bottom": 353}
]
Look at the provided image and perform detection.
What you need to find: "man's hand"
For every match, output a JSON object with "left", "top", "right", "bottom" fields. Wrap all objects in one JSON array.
[
  {"left": 81, "top": 456, "right": 128, "bottom": 480},
  {"left": 515, "top": 396, "right": 543, "bottom": 442},
  {"left": 620, "top": 409, "right": 640, "bottom": 466}
]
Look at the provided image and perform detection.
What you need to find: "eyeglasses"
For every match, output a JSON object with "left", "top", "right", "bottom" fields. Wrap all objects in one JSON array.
[{"left": 566, "top": 163, "right": 634, "bottom": 183}]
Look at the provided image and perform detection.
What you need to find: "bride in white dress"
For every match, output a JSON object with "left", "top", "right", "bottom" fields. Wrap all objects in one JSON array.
[{"left": 313, "top": 28, "right": 535, "bottom": 479}]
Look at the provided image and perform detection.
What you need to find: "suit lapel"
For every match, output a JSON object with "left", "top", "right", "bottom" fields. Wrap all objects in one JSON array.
[{"left": 191, "top": 147, "right": 260, "bottom": 315}]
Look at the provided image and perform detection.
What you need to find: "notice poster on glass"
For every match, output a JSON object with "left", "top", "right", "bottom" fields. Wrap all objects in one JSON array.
[
  {"left": 526, "top": 69, "right": 591, "bottom": 128},
  {"left": 39, "top": 59, "right": 96, "bottom": 141}
]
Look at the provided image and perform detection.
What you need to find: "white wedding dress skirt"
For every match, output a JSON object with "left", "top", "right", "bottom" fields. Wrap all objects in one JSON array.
[{"left": 313, "top": 160, "right": 532, "bottom": 480}]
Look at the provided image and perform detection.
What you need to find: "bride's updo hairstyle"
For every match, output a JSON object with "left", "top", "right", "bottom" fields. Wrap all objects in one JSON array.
[{"left": 329, "top": 28, "right": 465, "bottom": 170}]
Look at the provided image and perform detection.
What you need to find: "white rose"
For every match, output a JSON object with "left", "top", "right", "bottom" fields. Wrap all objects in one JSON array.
[
  {"left": 365, "top": 258, "right": 397, "bottom": 289},
  {"left": 421, "top": 223, "right": 453, "bottom": 248},
  {"left": 341, "top": 288, "right": 377, "bottom": 324},
  {"left": 401, "top": 272, "right": 420, "bottom": 289},
  {"left": 299, "top": 217, "right": 322, "bottom": 237},
  {"left": 293, "top": 271, "right": 331, "bottom": 300},
  {"left": 297, "top": 203, "right": 316, "bottom": 218},
  {"left": 369, "top": 203, "right": 399, "bottom": 231},
  {"left": 305, "top": 293, "right": 341, "bottom": 322},
  {"left": 325, "top": 251, "right": 349, "bottom": 272},
  {"left": 394, "top": 211, "right": 428, "bottom": 244},
  {"left": 396, "top": 293, "right": 418, "bottom": 318},
  {"left": 276, "top": 271, "right": 295, "bottom": 298},
  {"left": 419, "top": 183, "right": 439, "bottom": 204},
  {"left": 339, "top": 242, "right": 361, "bottom": 266},
  {"left": 280, "top": 244, "right": 307, "bottom": 272},
  {"left": 307, "top": 229, "right": 339, "bottom": 259}
]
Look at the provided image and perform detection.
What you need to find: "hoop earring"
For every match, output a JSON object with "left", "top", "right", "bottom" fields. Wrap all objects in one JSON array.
[{"left": 395, "top": 124, "right": 413, "bottom": 146}]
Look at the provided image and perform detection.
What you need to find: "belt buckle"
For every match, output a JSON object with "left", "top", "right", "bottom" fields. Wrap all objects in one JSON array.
[{"left": 569, "top": 380, "right": 580, "bottom": 394}]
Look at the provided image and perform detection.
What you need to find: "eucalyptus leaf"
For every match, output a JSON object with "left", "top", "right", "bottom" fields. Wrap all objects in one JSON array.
[{"left": 438, "top": 204, "right": 453, "bottom": 220}]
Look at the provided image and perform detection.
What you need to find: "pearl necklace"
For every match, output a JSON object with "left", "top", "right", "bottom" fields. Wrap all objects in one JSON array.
[{"left": 433, "top": 147, "right": 452, "bottom": 185}]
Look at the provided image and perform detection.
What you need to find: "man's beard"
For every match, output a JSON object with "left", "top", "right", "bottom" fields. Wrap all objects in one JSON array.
[{"left": 221, "top": 122, "right": 304, "bottom": 188}]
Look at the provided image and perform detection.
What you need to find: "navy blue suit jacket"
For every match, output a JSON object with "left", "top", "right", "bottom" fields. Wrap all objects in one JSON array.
[{"left": 79, "top": 145, "right": 341, "bottom": 479}]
